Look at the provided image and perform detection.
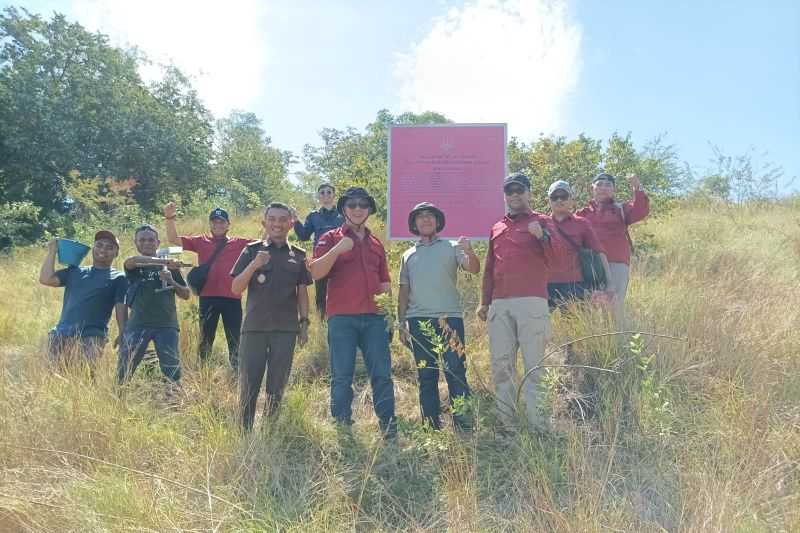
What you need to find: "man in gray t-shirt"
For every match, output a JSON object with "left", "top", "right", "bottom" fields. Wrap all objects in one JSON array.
[{"left": 397, "top": 203, "right": 480, "bottom": 430}]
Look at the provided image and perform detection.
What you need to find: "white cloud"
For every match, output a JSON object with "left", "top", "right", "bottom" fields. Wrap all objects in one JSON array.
[
  {"left": 69, "top": 0, "right": 269, "bottom": 118},
  {"left": 395, "top": 0, "right": 581, "bottom": 137}
]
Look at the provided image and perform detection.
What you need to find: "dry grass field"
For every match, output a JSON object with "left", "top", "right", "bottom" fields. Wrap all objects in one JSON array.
[{"left": 1, "top": 199, "right": 798, "bottom": 532}]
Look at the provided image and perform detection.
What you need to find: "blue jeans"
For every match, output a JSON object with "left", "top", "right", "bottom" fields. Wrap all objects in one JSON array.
[
  {"left": 547, "top": 281, "right": 587, "bottom": 311},
  {"left": 117, "top": 327, "right": 181, "bottom": 383},
  {"left": 47, "top": 332, "right": 106, "bottom": 363},
  {"left": 407, "top": 317, "right": 471, "bottom": 430},
  {"left": 327, "top": 314, "right": 395, "bottom": 426}
]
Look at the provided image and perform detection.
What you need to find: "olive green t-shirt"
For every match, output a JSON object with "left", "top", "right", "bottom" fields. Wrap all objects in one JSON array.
[{"left": 125, "top": 266, "right": 185, "bottom": 330}]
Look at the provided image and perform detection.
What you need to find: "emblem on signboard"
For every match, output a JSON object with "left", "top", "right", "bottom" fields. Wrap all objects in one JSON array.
[{"left": 440, "top": 137, "right": 454, "bottom": 152}]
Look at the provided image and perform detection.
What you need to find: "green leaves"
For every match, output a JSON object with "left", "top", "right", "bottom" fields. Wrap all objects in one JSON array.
[{"left": 0, "top": 7, "right": 213, "bottom": 214}]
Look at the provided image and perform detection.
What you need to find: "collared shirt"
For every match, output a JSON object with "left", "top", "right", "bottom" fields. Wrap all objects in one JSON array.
[
  {"left": 313, "top": 225, "right": 391, "bottom": 318},
  {"left": 575, "top": 190, "right": 650, "bottom": 264},
  {"left": 54, "top": 266, "right": 127, "bottom": 338},
  {"left": 181, "top": 234, "right": 250, "bottom": 299},
  {"left": 230, "top": 240, "right": 312, "bottom": 332},
  {"left": 546, "top": 213, "right": 606, "bottom": 283},
  {"left": 294, "top": 207, "right": 345, "bottom": 246},
  {"left": 399, "top": 237, "right": 468, "bottom": 319},
  {"left": 481, "top": 210, "right": 562, "bottom": 305}
]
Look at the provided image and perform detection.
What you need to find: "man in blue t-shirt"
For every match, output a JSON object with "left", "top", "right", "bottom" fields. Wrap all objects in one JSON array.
[{"left": 39, "top": 230, "right": 128, "bottom": 364}]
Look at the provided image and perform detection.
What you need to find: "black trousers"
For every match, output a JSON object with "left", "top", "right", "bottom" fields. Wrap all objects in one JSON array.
[
  {"left": 314, "top": 277, "right": 329, "bottom": 318},
  {"left": 199, "top": 296, "right": 242, "bottom": 369}
]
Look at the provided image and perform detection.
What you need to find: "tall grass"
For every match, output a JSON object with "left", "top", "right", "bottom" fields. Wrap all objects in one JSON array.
[{"left": 1, "top": 200, "right": 798, "bottom": 531}]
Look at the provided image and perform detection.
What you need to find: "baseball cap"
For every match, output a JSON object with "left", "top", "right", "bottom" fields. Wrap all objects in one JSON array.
[
  {"left": 503, "top": 172, "right": 532, "bottom": 191},
  {"left": 592, "top": 172, "right": 616, "bottom": 184},
  {"left": 209, "top": 207, "right": 230, "bottom": 221},
  {"left": 547, "top": 180, "right": 573, "bottom": 197},
  {"left": 94, "top": 230, "right": 119, "bottom": 247}
]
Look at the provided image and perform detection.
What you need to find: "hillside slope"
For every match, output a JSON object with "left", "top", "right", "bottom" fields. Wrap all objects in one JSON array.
[{"left": 1, "top": 200, "right": 798, "bottom": 532}]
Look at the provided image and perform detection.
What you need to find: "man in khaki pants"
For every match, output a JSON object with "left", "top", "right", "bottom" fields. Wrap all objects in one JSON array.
[{"left": 477, "top": 172, "right": 563, "bottom": 433}]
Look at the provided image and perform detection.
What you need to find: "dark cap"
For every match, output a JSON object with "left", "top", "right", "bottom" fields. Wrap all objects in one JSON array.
[
  {"left": 592, "top": 172, "right": 616, "bottom": 184},
  {"left": 317, "top": 182, "right": 335, "bottom": 193},
  {"left": 209, "top": 207, "right": 230, "bottom": 221},
  {"left": 408, "top": 202, "right": 446, "bottom": 235},
  {"left": 94, "top": 230, "right": 119, "bottom": 247},
  {"left": 503, "top": 172, "right": 531, "bottom": 191},
  {"left": 337, "top": 187, "right": 377, "bottom": 214},
  {"left": 547, "top": 180, "right": 573, "bottom": 197}
]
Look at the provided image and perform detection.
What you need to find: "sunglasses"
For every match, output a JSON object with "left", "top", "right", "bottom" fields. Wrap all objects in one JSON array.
[
  {"left": 345, "top": 199, "right": 371, "bottom": 210},
  {"left": 550, "top": 194, "right": 570, "bottom": 202},
  {"left": 504, "top": 185, "right": 527, "bottom": 195}
]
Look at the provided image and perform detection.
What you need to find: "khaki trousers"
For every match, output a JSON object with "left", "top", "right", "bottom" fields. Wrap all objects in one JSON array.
[
  {"left": 487, "top": 296, "right": 551, "bottom": 429},
  {"left": 607, "top": 262, "right": 630, "bottom": 326}
]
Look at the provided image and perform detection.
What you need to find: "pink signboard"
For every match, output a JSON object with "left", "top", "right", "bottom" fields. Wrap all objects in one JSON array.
[{"left": 388, "top": 124, "right": 507, "bottom": 240}]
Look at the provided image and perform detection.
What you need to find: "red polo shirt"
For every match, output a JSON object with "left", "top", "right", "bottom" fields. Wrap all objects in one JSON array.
[
  {"left": 181, "top": 235, "right": 251, "bottom": 299},
  {"left": 481, "top": 210, "right": 564, "bottom": 305},
  {"left": 313, "top": 225, "right": 391, "bottom": 318},
  {"left": 575, "top": 190, "right": 649, "bottom": 265},
  {"left": 546, "top": 214, "right": 606, "bottom": 283}
]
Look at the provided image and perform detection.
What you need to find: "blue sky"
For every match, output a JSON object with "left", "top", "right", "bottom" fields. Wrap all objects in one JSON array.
[{"left": 7, "top": 0, "right": 800, "bottom": 188}]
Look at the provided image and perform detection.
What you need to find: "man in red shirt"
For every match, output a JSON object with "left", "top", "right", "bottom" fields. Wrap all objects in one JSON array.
[
  {"left": 545, "top": 180, "right": 610, "bottom": 309},
  {"left": 164, "top": 203, "right": 251, "bottom": 370},
  {"left": 310, "top": 187, "right": 396, "bottom": 438},
  {"left": 477, "top": 172, "right": 563, "bottom": 433},
  {"left": 576, "top": 173, "right": 650, "bottom": 324}
]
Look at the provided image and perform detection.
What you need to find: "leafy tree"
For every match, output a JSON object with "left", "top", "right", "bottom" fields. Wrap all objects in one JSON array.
[
  {"left": 305, "top": 110, "right": 684, "bottom": 218},
  {"left": 212, "top": 110, "right": 293, "bottom": 211},
  {"left": 303, "top": 109, "right": 449, "bottom": 219},
  {"left": 0, "top": 7, "right": 213, "bottom": 215},
  {"left": 509, "top": 132, "right": 685, "bottom": 212}
]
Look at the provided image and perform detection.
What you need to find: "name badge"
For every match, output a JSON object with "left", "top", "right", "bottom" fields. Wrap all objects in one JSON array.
[{"left": 257, "top": 273, "right": 267, "bottom": 284}]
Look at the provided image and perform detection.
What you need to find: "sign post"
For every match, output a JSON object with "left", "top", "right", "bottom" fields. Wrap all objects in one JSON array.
[{"left": 388, "top": 123, "right": 507, "bottom": 240}]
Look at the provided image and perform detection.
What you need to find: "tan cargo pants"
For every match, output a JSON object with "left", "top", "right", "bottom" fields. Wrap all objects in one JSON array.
[
  {"left": 487, "top": 296, "right": 551, "bottom": 430},
  {"left": 607, "top": 262, "right": 630, "bottom": 326}
]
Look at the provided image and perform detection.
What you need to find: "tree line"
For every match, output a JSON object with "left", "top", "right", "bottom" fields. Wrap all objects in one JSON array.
[{"left": 0, "top": 7, "right": 784, "bottom": 250}]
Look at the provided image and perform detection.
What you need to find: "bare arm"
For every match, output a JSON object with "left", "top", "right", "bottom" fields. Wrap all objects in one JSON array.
[
  {"left": 172, "top": 273, "right": 191, "bottom": 300},
  {"left": 113, "top": 303, "right": 128, "bottom": 346},
  {"left": 298, "top": 284, "right": 309, "bottom": 319},
  {"left": 599, "top": 253, "right": 612, "bottom": 290},
  {"left": 124, "top": 256, "right": 173, "bottom": 270},
  {"left": 163, "top": 202, "right": 182, "bottom": 246},
  {"left": 39, "top": 239, "right": 61, "bottom": 287},
  {"left": 397, "top": 284, "right": 410, "bottom": 323}
]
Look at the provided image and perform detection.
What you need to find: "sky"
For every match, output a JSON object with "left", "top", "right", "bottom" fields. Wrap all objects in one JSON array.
[{"left": 6, "top": 0, "right": 800, "bottom": 188}]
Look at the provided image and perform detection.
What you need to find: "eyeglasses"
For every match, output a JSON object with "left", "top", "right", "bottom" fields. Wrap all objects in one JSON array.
[
  {"left": 550, "top": 194, "right": 570, "bottom": 202},
  {"left": 504, "top": 185, "right": 527, "bottom": 196},
  {"left": 345, "top": 199, "right": 371, "bottom": 210},
  {"left": 319, "top": 189, "right": 334, "bottom": 196}
]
